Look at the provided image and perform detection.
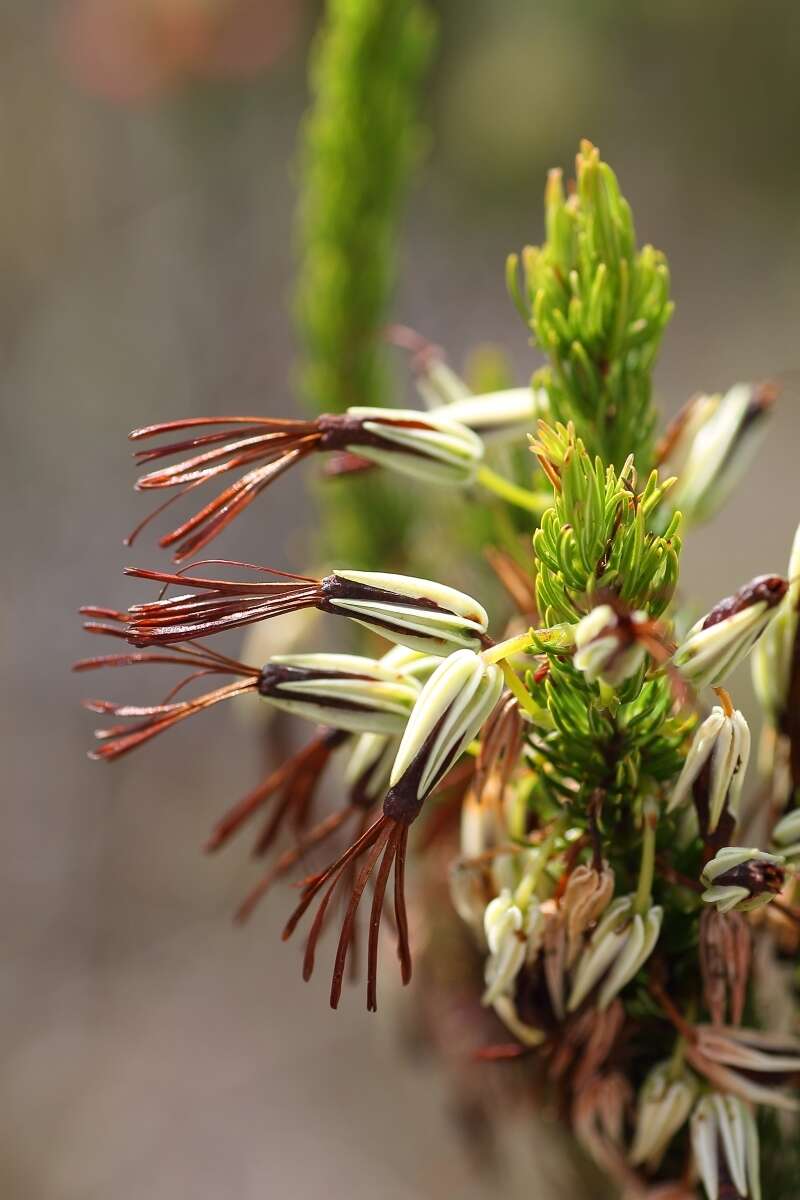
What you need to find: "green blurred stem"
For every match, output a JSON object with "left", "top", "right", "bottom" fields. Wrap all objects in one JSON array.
[{"left": 476, "top": 464, "right": 553, "bottom": 514}]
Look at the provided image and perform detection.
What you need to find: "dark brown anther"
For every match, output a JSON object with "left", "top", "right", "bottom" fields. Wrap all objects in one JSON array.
[{"left": 701, "top": 575, "right": 788, "bottom": 631}]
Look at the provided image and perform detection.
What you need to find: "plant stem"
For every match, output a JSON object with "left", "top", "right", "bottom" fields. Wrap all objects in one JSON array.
[
  {"left": 634, "top": 799, "right": 658, "bottom": 916},
  {"left": 476, "top": 464, "right": 552, "bottom": 514}
]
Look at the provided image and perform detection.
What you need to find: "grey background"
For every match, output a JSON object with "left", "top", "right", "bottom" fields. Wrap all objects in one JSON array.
[{"left": 3, "top": 3, "right": 799, "bottom": 1197}]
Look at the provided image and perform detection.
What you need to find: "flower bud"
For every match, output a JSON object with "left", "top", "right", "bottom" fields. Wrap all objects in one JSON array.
[
  {"left": 321, "top": 570, "right": 490, "bottom": 656},
  {"left": 687, "top": 1024, "right": 800, "bottom": 1110},
  {"left": 668, "top": 382, "right": 775, "bottom": 525},
  {"left": 629, "top": 1060, "right": 698, "bottom": 1170},
  {"left": 567, "top": 895, "right": 663, "bottom": 1012},
  {"left": 667, "top": 705, "right": 750, "bottom": 834},
  {"left": 771, "top": 807, "right": 800, "bottom": 860},
  {"left": 673, "top": 575, "right": 788, "bottom": 690},
  {"left": 383, "top": 649, "right": 504, "bottom": 826},
  {"left": 573, "top": 604, "right": 649, "bottom": 687},
  {"left": 257, "top": 653, "right": 420, "bottom": 735},
  {"left": 658, "top": 392, "right": 720, "bottom": 479},
  {"left": 701, "top": 847, "right": 785, "bottom": 914},
  {"left": 323, "top": 406, "right": 483, "bottom": 486},
  {"left": 482, "top": 889, "right": 542, "bottom": 1004},
  {"left": 751, "top": 520, "right": 800, "bottom": 724},
  {"left": 690, "top": 1093, "right": 761, "bottom": 1200}
]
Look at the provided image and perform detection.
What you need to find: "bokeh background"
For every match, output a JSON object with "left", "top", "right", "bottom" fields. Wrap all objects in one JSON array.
[{"left": 4, "top": 2, "right": 800, "bottom": 1196}]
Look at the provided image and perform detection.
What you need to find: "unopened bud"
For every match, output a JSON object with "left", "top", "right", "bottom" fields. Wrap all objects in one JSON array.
[
  {"left": 257, "top": 653, "right": 419, "bottom": 735},
  {"left": 629, "top": 1060, "right": 698, "bottom": 1170},
  {"left": 701, "top": 847, "right": 785, "bottom": 914},
  {"left": 568, "top": 895, "right": 663, "bottom": 1012},
  {"left": 383, "top": 649, "right": 504, "bottom": 826},
  {"left": 482, "top": 890, "right": 538, "bottom": 1004},
  {"left": 673, "top": 575, "right": 787, "bottom": 690},
  {"left": 667, "top": 705, "right": 750, "bottom": 835}
]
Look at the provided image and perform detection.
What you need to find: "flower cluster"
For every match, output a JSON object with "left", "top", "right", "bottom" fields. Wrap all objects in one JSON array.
[{"left": 78, "top": 143, "right": 800, "bottom": 1199}]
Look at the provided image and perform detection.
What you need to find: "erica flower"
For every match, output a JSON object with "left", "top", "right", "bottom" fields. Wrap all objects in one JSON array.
[
  {"left": 567, "top": 894, "right": 663, "bottom": 1012},
  {"left": 629, "top": 1060, "right": 698, "bottom": 1170},
  {"left": 127, "top": 408, "right": 483, "bottom": 560},
  {"left": 255, "top": 653, "right": 420, "bottom": 735},
  {"left": 690, "top": 1093, "right": 761, "bottom": 1200},
  {"left": 686, "top": 1024, "right": 800, "bottom": 1110},
  {"left": 481, "top": 889, "right": 538, "bottom": 1005},
  {"left": 673, "top": 575, "right": 787, "bottom": 690},
  {"left": 573, "top": 603, "right": 652, "bottom": 687},
  {"left": 667, "top": 702, "right": 750, "bottom": 837},
  {"left": 665, "top": 382, "right": 776, "bottom": 526},
  {"left": 116, "top": 562, "right": 490, "bottom": 655},
  {"left": 281, "top": 649, "right": 504, "bottom": 1011},
  {"left": 700, "top": 847, "right": 786, "bottom": 914}
]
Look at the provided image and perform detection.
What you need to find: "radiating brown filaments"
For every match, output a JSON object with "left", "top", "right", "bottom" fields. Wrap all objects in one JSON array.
[
  {"left": 127, "top": 416, "right": 324, "bottom": 562},
  {"left": 281, "top": 814, "right": 411, "bottom": 1012},
  {"left": 118, "top": 560, "right": 323, "bottom": 646},
  {"left": 73, "top": 634, "right": 261, "bottom": 760}
]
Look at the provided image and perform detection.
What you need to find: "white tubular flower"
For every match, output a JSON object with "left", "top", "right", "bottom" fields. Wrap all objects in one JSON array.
[
  {"left": 491, "top": 995, "right": 546, "bottom": 1047},
  {"left": 658, "top": 391, "right": 720, "bottom": 480},
  {"left": 337, "top": 406, "right": 484, "bottom": 486},
  {"left": 257, "top": 653, "right": 420, "bottom": 735},
  {"left": 667, "top": 705, "right": 750, "bottom": 834},
  {"left": 629, "top": 1060, "right": 698, "bottom": 1170},
  {"left": 435, "top": 387, "right": 549, "bottom": 446},
  {"left": 377, "top": 643, "right": 443, "bottom": 683},
  {"left": 322, "top": 570, "right": 490, "bottom": 655},
  {"left": 669, "top": 382, "right": 775, "bottom": 526},
  {"left": 771, "top": 808, "right": 800, "bottom": 861},
  {"left": 686, "top": 1025, "right": 800, "bottom": 1111},
  {"left": 482, "top": 890, "right": 535, "bottom": 1004},
  {"left": 567, "top": 895, "right": 663, "bottom": 1012},
  {"left": 383, "top": 649, "right": 504, "bottom": 826},
  {"left": 345, "top": 732, "right": 398, "bottom": 807},
  {"left": 751, "top": 520, "right": 800, "bottom": 724},
  {"left": 701, "top": 847, "right": 786, "bottom": 914},
  {"left": 673, "top": 575, "right": 788, "bottom": 690},
  {"left": 573, "top": 604, "right": 649, "bottom": 687},
  {"left": 690, "top": 1093, "right": 761, "bottom": 1200}
]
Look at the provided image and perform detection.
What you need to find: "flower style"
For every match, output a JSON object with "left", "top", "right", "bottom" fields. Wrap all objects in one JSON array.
[{"left": 673, "top": 575, "right": 787, "bottom": 690}]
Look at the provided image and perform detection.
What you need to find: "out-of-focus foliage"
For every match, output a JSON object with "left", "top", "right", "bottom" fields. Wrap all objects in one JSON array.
[{"left": 294, "top": 0, "right": 435, "bottom": 568}]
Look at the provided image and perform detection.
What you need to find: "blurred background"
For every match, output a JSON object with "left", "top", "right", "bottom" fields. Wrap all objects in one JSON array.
[{"left": 3, "top": 2, "right": 800, "bottom": 1196}]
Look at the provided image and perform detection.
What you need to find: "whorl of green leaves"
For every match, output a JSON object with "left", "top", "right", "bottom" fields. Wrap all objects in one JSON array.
[
  {"left": 507, "top": 140, "right": 673, "bottom": 472},
  {"left": 292, "top": 0, "right": 435, "bottom": 567},
  {"left": 531, "top": 422, "right": 682, "bottom": 626}
]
